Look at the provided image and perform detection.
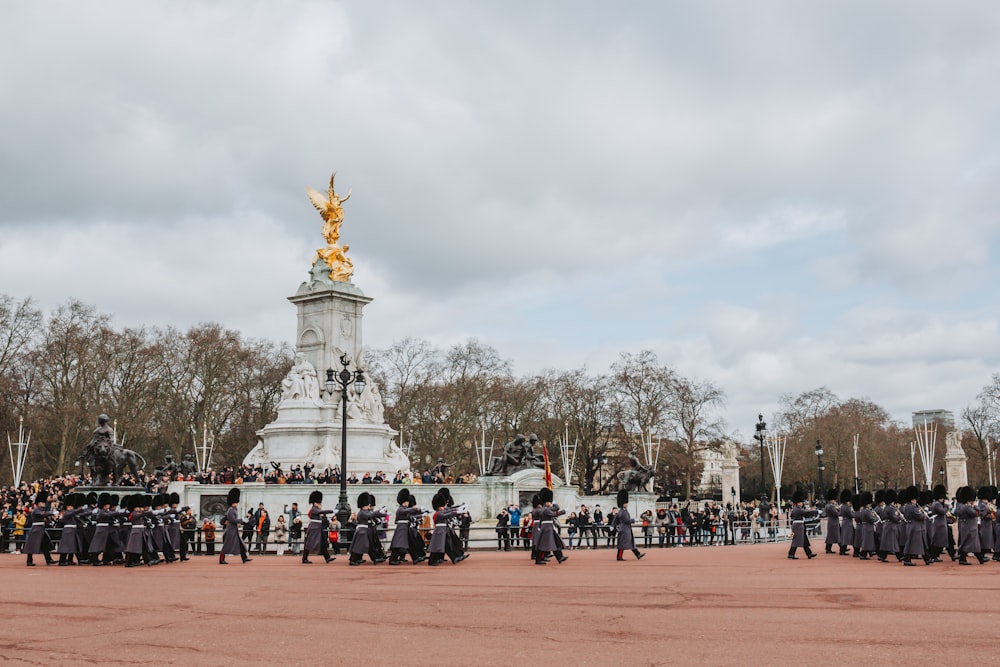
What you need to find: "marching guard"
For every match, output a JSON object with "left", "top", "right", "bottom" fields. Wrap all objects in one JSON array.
[
  {"left": 219, "top": 487, "right": 251, "bottom": 565},
  {"left": 613, "top": 490, "right": 644, "bottom": 562},
  {"left": 25, "top": 490, "right": 55, "bottom": 566},
  {"left": 786, "top": 489, "right": 817, "bottom": 560},
  {"left": 301, "top": 489, "right": 335, "bottom": 564},
  {"left": 822, "top": 488, "right": 840, "bottom": 554},
  {"left": 956, "top": 486, "right": 985, "bottom": 565},
  {"left": 901, "top": 486, "right": 931, "bottom": 566},
  {"left": 838, "top": 489, "right": 854, "bottom": 556},
  {"left": 389, "top": 489, "right": 426, "bottom": 565},
  {"left": 533, "top": 488, "right": 568, "bottom": 565}
]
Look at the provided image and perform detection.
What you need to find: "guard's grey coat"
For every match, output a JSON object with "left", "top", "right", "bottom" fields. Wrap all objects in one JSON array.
[
  {"left": 790, "top": 505, "right": 817, "bottom": 548},
  {"left": 614, "top": 506, "right": 636, "bottom": 551},
  {"left": 24, "top": 507, "right": 54, "bottom": 554},
  {"left": 879, "top": 505, "right": 902, "bottom": 553},
  {"left": 902, "top": 503, "right": 927, "bottom": 556},
  {"left": 429, "top": 506, "right": 460, "bottom": 554},
  {"left": 303, "top": 505, "right": 331, "bottom": 553},
  {"left": 976, "top": 501, "right": 995, "bottom": 551},
  {"left": 390, "top": 506, "right": 424, "bottom": 551},
  {"left": 221, "top": 506, "right": 246, "bottom": 556},
  {"left": 857, "top": 507, "right": 877, "bottom": 552},
  {"left": 823, "top": 503, "right": 840, "bottom": 545},
  {"left": 957, "top": 503, "right": 982, "bottom": 554},
  {"left": 928, "top": 501, "right": 949, "bottom": 548},
  {"left": 534, "top": 505, "right": 566, "bottom": 552},
  {"left": 838, "top": 503, "right": 855, "bottom": 546},
  {"left": 349, "top": 509, "right": 379, "bottom": 555}
]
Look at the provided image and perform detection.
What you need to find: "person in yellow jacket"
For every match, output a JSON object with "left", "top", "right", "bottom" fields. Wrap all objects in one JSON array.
[{"left": 13, "top": 509, "right": 27, "bottom": 554}]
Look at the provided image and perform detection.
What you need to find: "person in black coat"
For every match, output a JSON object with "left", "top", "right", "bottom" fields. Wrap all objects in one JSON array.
[
  {"left": 24, "top": 491, "right": 54, "bottom": 566},
  {"left": 495, "top": 507, "right": 511, "bottom": 551}
]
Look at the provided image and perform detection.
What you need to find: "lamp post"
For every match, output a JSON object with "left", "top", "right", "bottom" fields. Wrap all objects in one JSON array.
[
  {"left": 939, "top": 466, "right": 945, "bottom": 487},
  {"left": 325, "top": 353, "right": 366, "bottom": 528},
  {"left": 815, "top": 439, "right": 825, "bottom": 496},
  {"left": 853, "top": 434, "right": 860, "bottom": 494},
  {"left": 592, "top": 455, "right": 608, "bottom": 494},
  {"left": 754, "top": 414, "right": 767, "bottom": 499}
]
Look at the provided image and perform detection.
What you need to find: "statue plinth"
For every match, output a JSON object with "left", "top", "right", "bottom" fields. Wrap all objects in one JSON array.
[{"left": 944, "top": 431, "right": 969, "bottom": 492}]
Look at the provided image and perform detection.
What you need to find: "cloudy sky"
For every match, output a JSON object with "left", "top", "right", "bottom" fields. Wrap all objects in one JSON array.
[{"left": 1, "top": 2, "right": 998, "bottom": 437}]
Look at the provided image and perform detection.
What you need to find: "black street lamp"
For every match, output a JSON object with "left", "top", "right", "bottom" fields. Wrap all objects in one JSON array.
[
  {"left": 325, "top": 353, "right": 366, "bottom": 528},
  {"left": 815, "top": 439, "right": 825, "bottom": 495},
  {"left": 592, "top": 455, "right": 608, "bottom": 493},
  {"left": 754, "top": 414, "right": 767, "bottom": 499}
]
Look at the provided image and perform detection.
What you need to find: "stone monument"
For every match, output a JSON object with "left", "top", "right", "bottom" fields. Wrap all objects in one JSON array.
[
  {"left": 944, "top": 430, "right": 968, "bottom": 492},
  {"left": 242, "top": 172, "right": 408, "bottom": 475}
]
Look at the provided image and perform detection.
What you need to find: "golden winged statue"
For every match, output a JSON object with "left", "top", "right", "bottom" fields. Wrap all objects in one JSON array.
[{"left": 307, "top": 171, "right": 354, "bottom": 282}]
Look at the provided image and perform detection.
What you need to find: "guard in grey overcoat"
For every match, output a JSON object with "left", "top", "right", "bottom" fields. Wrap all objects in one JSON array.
[
  {"left": 389, "top": 489, "right": 425, "bottom": 565},
  {"left": 349, "top": 492, "right": 380, "bottom": 565},
  {"left": 220, "top": 487, "right": 251, "bottom": 564},
  {"left": 837, "top": 489, "right": 854, "bottom": 556},
  {"left": 822, "top": 489, "right": 840, "bottom": 553},
  {"left": 165, "top": 492, "right": 182, "bottom": 562},
  {"left": 901, "top": 486, "right": 931, "bottom": 566},
  {"left": 976, "top": 486, "right": 996, "bottom": 557},
  {"left": 856, "top": 492, "right": 877, "bottom": 559},
  {"left": 24, "top": 491, "right": 55, "bottom": 566},
  {"left": 55, "top": 494, "right": 86, "bottom": 565},
  {"left": 956, "top": 486, "right": 985, "bottom": 564},
  {"left": 877, "top": 490, "right": 902, "bottom": 562},
  {"left": 533, "top": 487, "right": 567, "bottom": 564},
  {"left": 302, "top": 489, "right": 334, "bottom": 564},
  {"left": 428, "top": 493, "right": 465, "bottom": 565},
  {"left": 787, "top": 489, "right": 818, "bottom": 560},
  {"left": 928, "top": 485, "right": 953, "bottom": 561},
  {"left": 613, "top": 490, "right": 645, "bottom": 561},
  {"left": 88, "top": 493, "right": 117, "bottom": 565}
]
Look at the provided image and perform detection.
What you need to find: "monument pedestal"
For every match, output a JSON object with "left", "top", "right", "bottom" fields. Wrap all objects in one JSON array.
[
  {"left": 944, "top": 431, "right": 968, "bottom": 492},
  {"left": 242, "top": 265, "right": 407, "bottom": 476}
]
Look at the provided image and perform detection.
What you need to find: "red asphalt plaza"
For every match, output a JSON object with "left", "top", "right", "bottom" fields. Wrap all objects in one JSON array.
[{"left": 1, "top": 542, "right": 996, "bottom": 666}]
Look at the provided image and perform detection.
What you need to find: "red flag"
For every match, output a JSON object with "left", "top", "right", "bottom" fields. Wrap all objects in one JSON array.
[{"left": 542, "top": 441, "right": 552, "bottom": 490}]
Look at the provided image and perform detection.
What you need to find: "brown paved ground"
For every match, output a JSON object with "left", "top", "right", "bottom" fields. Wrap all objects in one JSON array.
[{"left": 1, "top": 543, "right": 998, "bottom": 666}]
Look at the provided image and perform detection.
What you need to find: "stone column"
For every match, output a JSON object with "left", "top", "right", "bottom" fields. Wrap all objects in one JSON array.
[
  {"left": 288, "top": 262, "right": 373, "bottom": 375},
  {"left": 944, "top": 431, "right": 969, "bottom": 492},
  {"left": 721, "top": 451, "right": 741, "bottom": 507}
]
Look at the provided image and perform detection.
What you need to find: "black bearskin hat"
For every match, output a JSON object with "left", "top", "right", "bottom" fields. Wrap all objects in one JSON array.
[
  {"left": 531, "top": 493, "right": 540, "bottom": 508},
  {"left": 152, "top": 494, "right": 164, "bottom": 507},
  {"left": 431, "top": 493, "right": 445, "bottom": 510},
  {"left": 825, "top": 488, "right": 839, "bottom": 501},
  {"left": 110, "top": 494, "right": 120, "bottom": 507},
  {"left": 227, "top": 487, "right": 241, "bottom": 505},
  {"left": 978, "top": 486, "right": 991, "bottom": 500},
  {"left": 874, "top": 489, "right": 885, "bottom": 506},
  {"left": 903, "top": 485, "right": 918, "bottom": 503},
  {"left": 98, "top": 493, "right": 112, "bottom": 507},
  {"left": 933, "top": 484, "right": 947, "bottom": 501},
  {"left": 539, "top": 487, "right": 554, "bottom": 504},
  {"left": 33, "top": 490, "right": 47, "bottom": 505},
  {"left": 86, "top": 491, "right": 98, "bottom": 506},
  {"left": 64, "top": 493, "right": 78, "bottom": 508},
  {"left": 918, "top": 489, "right": 932, "bottom": 506},
  {"left": 397, "top": 488, "right": 410, "bottom": 505},
  {"left": 839, "top": 488, "right": 853, "bottom": 504},
  {"left": 169, "top": 492, "right": 180, "bottom": 505},
  {"left": 125, "top": 495, "right": 136, "bottom": 511},
  {"left": 957, "top": 486, "right": 977, "bottom": 504},
  {"left": 617, "top": 489, "right": 628, "bottom": 508},
  {"left": 791, "top": 489, "right": 806, "bottom": 504},
  {"left": 858, "top": 491, "right": 873, "bottom": 507},
  {"left": 884, "top": 489, "right": 897, "bottom": 504},
  {"left": 309, "top": 490, "right": 323, "bottom": 505},
  {"left": 438, "top": 487, "right": 451, "bottom": 500}
]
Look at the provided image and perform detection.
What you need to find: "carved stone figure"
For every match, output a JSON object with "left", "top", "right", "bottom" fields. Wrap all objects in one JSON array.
[
  {"left": 487, "top": 434, "right": 544, "bottom": 476},
  {"left": 280, "top": 353, "right": 321, "bottom": 403},
  {"left": 179, "top": 453, "right": 198, "bottom": 475},
  {"left": 358, "top": 376, "right": 385, "bottom": 424}
]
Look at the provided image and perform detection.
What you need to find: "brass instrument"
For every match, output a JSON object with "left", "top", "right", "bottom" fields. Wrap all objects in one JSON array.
[{"left": 988, "top": 502, "right": 997, "bottom": 522}]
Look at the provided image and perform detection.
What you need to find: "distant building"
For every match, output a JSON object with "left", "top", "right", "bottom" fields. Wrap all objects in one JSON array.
[{"left": 912, "top": 409, "right": 955, "bottom": 431}]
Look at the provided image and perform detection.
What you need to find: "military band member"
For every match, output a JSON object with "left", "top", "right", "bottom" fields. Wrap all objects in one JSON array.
[
  {"left": 928, "top": 485, "right": 953, "bottom": 562},
  {"left": 838, "top": 489, "right": 854, "bottom": 556},
  {"left": 956, "top": 486, "right": 985, "bottom": 565},
  {"left": 977, "top": 486, "right": 996, "bottom": 561},
  {"left": 786, "top": 489, "right": 818, "bottom": 560},
  {"left": 856, "top": 492, "right": 876, "bottom": 560},
  {"left": 87, "top": 493, "right": 117, "bottom": 565},
  {"left": 348, "top": 492, "right": 380, "bottom": 566},
  {"left": 389, "top": 489, "right": 425, "bottom": 565},
  {"left": 877, "top": 489, "right": 903, "bottom": 562},
  {"left": 901, "top": 486, "right": 931, "bottom": 566},
  {"left": 25, "top": 491, "right": 55, "bottom": 566},
  {"left": 125, "top": 495, "right": 151, "bottom": 567},
  {"left": 534, "top": 487, "right": 568, "bottom": 565},
  {"left": 428, "top": 493, "right": 466, "bottom": 565},
  {"left": 438, "top": 487, "right": 466, "bottom": 563},
  {"left": 613, "top": 489, "right": 645, "bottom": 561},
  {"left": 165, "top": 492, "right": 182, "bottom": 563},
  {"left": 301, "top": 489, "right": 335, "bottom": 564},
  {"left": 219, "top": 487, "right": 251, "bottom": 565},
  {"left": 53, "top": 493, "right": 84, "bottom": 566},
  {"left": 822, "top": 488, "right": 840, "bottom": 553}
]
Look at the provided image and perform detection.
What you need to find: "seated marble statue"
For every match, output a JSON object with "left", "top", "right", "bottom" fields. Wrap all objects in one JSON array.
[{"left": 281, "top": 353, "right": 321, "bottom": 402}]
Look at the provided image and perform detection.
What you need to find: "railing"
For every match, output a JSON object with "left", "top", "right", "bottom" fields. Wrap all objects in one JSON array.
[{"left": 4, "top": 518, "right": 806, "bottom": 556}]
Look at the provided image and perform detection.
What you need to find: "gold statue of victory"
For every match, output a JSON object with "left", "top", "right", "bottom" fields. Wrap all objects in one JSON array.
[{"left": 308, "top": 172, "right": 354, "bottom": 282}]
